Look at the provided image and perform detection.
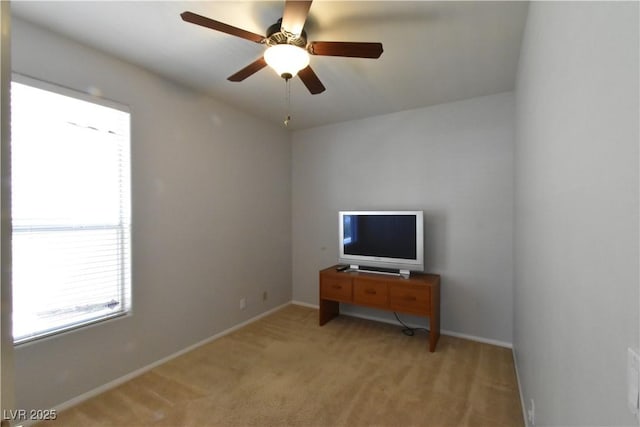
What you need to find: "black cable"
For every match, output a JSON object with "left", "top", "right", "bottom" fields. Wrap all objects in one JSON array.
[{"left": 393, "top": 312, "right": 430, "bottom": 337}]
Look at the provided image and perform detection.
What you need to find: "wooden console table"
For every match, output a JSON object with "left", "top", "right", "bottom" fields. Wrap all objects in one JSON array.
[{"left": 319, "top": 265, "right": 441, "bottom": 352}]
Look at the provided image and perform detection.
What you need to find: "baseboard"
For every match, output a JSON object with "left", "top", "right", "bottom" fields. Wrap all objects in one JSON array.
[
  {"left": 291, "top": 300, "right": 319, "bottom": 309},
  {"left": 44, "top": 302, "right": 290, "bottom": 421},
  {"left": 512, "top": 346, "right": 529, "bottom": 427},
  {"left": 335, "top": 306, "right": 513, "bottom": 349},
  {"left": 441, "top": 328, "right": 513, "bottom": 349},
  {"left": 293, "top": 301, "right": 513, "bottom": 348}
]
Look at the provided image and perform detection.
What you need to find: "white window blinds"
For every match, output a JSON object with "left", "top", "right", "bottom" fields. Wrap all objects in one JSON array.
[{"left": 11, "top": 78, "right": 131, "bottom": 344}]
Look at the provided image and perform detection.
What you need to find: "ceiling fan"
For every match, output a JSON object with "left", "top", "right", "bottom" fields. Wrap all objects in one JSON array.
[{"left": 181, "top": 0, "right": 384, "bottom": 95}]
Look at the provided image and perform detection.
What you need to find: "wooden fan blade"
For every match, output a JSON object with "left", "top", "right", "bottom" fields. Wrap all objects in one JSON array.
[
  {"left": 298, "top": 66, "right": 325, "bottom": 94},
  {"left": 281, "top": 1, "right": 313, "bottom": 36},
  {"left": 181, "top": 11, "right": 265, "bottom": 44},
  {"left": 228, "top": 57, "right": 268, "bottom": 82},
  {"left": 308, "top": 41, "right": 383, "bottom": 58}
]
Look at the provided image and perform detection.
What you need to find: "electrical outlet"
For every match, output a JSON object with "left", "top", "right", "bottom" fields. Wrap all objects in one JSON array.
[
  {"left": 628, "top": 348, "right": 639, "bottom": 417},
  {"left": 239, "top": 297, "right": 246, "bottom": 310},
  {"left": 527, "top": 398, "right": 535, "bottom": 426}
]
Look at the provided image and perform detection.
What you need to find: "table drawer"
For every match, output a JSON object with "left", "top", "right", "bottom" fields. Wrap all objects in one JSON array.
[
  {"left": 389, "top": 284, "right": 430, "bottom": 315},
  {"left": 353, "top": 279, "right": 388, "bottom": 308},
  {"left": 321, "top": 276, "right": 353, "bottom": 302}
]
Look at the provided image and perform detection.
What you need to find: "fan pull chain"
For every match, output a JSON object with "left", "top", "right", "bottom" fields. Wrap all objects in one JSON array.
[{"left": 284, "top": 78, "right": 291, "bottom": 127}]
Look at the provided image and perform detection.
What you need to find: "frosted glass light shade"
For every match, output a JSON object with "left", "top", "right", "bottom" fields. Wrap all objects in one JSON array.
[{"left": 264, "top": 44, "right": 310, "bottom": 79}]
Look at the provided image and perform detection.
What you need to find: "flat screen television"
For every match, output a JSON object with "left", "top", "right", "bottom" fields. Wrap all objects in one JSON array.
[{"left": 338, "top": 210, "right": 424, "bottom": 275}]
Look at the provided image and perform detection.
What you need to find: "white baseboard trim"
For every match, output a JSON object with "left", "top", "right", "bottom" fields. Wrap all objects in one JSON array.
[
  {"left": 340, "top": 308, "right": 513, "bottom": 349},
  {"left": 512, "top": 347, "right": 529, "bottom": 427},
  {"left": 291, "top": 300, "right": 319, "bottom": 309},
  {"left": 46, "top": 302, "right": 290, "bottom": 420},
  {"left": 441, "top": 328, "right": 513, "bottom": 349},
  {"left": 293, "top": 301, "right": 513, "bottom": 349}
]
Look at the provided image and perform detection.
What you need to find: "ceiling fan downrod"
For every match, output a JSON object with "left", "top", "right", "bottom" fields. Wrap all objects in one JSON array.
[{"left": 283, "top": 78, "right": 292, "bottom": 127}]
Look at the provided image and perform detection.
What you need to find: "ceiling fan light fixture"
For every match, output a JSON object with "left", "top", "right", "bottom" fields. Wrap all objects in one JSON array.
[{"left": 264, "top": 44, "right": 310, "bottom": 79}]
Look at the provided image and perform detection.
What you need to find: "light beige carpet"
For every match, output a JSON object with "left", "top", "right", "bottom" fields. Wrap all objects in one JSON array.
[{"left": 38, "top": 304, "right": 523, "bottom": 426}]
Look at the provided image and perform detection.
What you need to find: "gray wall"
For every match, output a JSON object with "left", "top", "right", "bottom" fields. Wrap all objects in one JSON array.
[
  {"left": 11, "top": 18, "right": 292, "bottom": 411},
  {"left": 292, "top": 92, "right": 515, "bottom": 344},
  {"left": 514, "top": 2, "right": 639, "bottom": 425}
]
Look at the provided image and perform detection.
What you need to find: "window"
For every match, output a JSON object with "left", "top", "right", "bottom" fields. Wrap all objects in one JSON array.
[{"left": 11, "top": 76, "right": 131, "bottom": 344}]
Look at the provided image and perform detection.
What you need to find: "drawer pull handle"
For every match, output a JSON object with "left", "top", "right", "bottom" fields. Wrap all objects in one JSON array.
[
  {"left": 332, "top": 285, "right": 342, "bottom": 290},
  {"left": 404, "top": 295, "right": 417, "bottom": 301},
  {"left": 365, "top": 289, "right": 376, "bottom": 295}
]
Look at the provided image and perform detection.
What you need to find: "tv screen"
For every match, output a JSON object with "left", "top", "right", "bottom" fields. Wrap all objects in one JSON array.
[
  {"left": 343, "top": 214, "right": 417, "bottom": 259},
  {"left": 338, "top": 211, "right": 424, "bottom": 273}
]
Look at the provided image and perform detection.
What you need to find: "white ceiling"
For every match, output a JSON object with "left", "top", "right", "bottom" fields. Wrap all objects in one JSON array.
[{"left": 11, "top": 1, "right": 529, "bottom": 130}]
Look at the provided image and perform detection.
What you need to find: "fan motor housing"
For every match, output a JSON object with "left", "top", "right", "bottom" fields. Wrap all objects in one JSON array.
[{"left": 266, "top": 19, "right": 307, "bottom": 48}]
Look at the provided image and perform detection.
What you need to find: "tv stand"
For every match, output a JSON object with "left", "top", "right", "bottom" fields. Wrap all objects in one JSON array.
[{"left": 319, "top": 265, "right": 441, "bottom": 352}]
